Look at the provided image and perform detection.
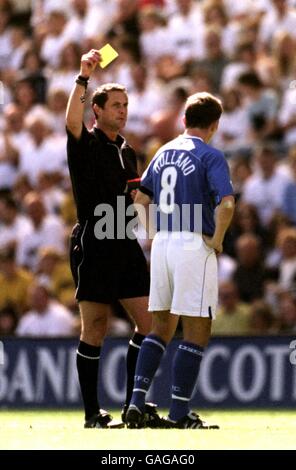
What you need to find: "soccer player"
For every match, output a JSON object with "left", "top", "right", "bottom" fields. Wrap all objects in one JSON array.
[{"left": 126, "top": 92, "right": 235, "bottom": 429}]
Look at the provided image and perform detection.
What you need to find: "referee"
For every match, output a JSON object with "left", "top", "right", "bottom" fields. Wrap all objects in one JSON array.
[{"left": 66, "top": 49, "right": 156, "bottom": 428}]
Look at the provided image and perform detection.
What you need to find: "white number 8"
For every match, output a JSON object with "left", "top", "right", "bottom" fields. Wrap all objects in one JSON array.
[{"left": 159, "top": 167, "right": 177, "bottom": 214}]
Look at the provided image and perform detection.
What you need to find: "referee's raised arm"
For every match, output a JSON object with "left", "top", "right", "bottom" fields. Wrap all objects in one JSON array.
[{"left": 65, "top": 49, "right": 101, "bottom": 140}]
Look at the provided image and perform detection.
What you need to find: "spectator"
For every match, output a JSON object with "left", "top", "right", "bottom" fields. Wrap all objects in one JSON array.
[
  {"left": 0, "top": 193, "right": 32, "bottom": 249},
  {"left": 212, "top": 89, "right": 249, "bottom": 153},
  {"left": 0, "top": 0, "right": 13, "bottom": 70},
  {"left": 16, "top": 282, "right": 75, "bottom": 337},
  {"left": 108, "top": 0, "right": 141, "bottom": 49},
  {"left": 276, "top": 227, "right": 296, "bottom": 290},
  {"left": 282, "top": 147, "right": 296, "bottom": 224},
  {"left": 0, "top": 305, "right": 18, "bottom": 336},
  {"left": 212, "top": 281, "right": 252, "bottom": 335},
  {"left": 13, "top": 78, "right": 37, "bottom": 113},
  {"left": 36, "top": 171, "right": 65, "bottom": 215},
  {"left": 277, "top": 291, "right": 296, "bottom": 334},
  {"left": 167, "top": 0, "right": 205, "bottom": 63},
  {"left": 20, "top": 48, "right": 47, "bottom": 103},
  {"left": 224, "top": 201, "right": 268, "bottom": 258},
  {"left": 47, "top": 88, "right": 70, "bottom": 136},
  {"left": 138, "top": 6, "right": 169, "bottom": 65},
  {"left": 229, "top": 156, "right": 252, "bottom": 198},
  {"left": 36, "top": 246, "right": 75, "bottom": 310},
  {"left": 17, "top": 191, "right": 65, "bottom": 270},
  {"left": 20, "top": 109, "right": 67, "bottom": 186},
  {"left": 221, "top": 41, "right": 257, "bottom": 91},
  {"left": 232, "top": 233, "right": 267, "bottom": 302},
  {"left": 7, "top": 24, "right": 30, "bottom": 73},
  {"left": 149, "top": 85, "right": 188, "bottom": 149},
  {"left": 124, "top": 63, "right": 161, "bottom": 143},
  {"left": 62, "top": 0, "right": 116, "bottom": 47},
  {"left": 242, "top": 145, "right": 291, "bottom": 225},
  {"left": 0, "top": 107, "right": 22, "bottom": 190},
  {"left": 248, "top": 300, "right": 276, "bottom": 335},
  {"left": 48, "top": 42, "right": 81, "bottom": 95},
  {"left": 270, "top": 31, "right": 296, "bottom": 90},
  {"left": 40, "top": 9, "right": 68, "bottom": 69},
  {"left": 12, "top": 174, "right": 32, "bottom": 210},
  {"left": 259, "top": 0, "right": 296, "bottom": 50},
  {"left": 0, "top": 245, "right": 34, "bottom": 314},
  {"left": 237, "top": 71, "right": 279, "bottom": 144},
  {"left": 196, "top": 26, "right": 229, "bottom": 93},
  {"left": 3, "top": 102, "right": 32, "bottom": 153}
]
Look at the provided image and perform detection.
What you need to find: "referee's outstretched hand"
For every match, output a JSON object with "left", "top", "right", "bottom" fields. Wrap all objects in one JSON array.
[{"left": 80, "top": 49, "right": 101, "bottom": 79}]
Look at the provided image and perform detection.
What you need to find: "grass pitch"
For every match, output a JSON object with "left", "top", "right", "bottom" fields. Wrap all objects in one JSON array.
[{"left": 0, "top": 410, "right": 295, "bottom": 450}]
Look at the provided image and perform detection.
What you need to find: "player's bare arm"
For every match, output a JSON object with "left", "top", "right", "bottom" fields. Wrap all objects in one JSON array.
[
  {"left": 204, "top": 195, "right": 235, "bottom": 254},
  {"left": 134, "top": 190, "right": 155, "bottom": 237},
  {"left": 65, "top": 49, "right": 101, "bottom": 140}
]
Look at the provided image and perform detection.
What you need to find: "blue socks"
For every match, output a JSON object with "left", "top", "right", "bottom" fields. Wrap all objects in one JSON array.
[
  {"left": 130, "top": 334, "right": 166, "bottom": 411},
  {"left": 169, "top": 341, "right": 204, "bottom": 421},
  {"left": 129, "top": 336, "right": 204, "bottom": 421}
]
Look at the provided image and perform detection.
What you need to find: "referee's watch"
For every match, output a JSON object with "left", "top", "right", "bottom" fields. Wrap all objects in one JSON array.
[
  {"left": 76, "top": 75, "right": 89, "bottom": 86},
  {"left": 75, "top": 75, "right": 89, "bottom": 102}
]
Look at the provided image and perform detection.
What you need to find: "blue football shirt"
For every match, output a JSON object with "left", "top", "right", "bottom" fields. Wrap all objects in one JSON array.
[{"left": 140, "top": 134, "right": 233, "bottom": 235}]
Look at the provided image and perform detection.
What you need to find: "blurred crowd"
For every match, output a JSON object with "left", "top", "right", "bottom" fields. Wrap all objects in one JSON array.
[{"left": 1, "top": 0, "right": 296, "bottom": 337}]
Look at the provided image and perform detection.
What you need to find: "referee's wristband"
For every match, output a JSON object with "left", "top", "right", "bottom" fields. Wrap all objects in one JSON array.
[{"left": 75, "top": 74, "right": 89, "bottom": 88}]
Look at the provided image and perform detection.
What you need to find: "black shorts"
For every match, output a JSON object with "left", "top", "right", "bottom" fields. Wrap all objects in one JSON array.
[{"left": 69, "top": 221, "right": 150, "bottom": 303}]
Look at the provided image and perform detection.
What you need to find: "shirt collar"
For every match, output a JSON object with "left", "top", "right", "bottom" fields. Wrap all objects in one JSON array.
[
  {"left": 93, "top": 127, "right": 125, "bottom": 147},
  {"left": 182, "top": 133, "right": 204, "bottom": 143}
]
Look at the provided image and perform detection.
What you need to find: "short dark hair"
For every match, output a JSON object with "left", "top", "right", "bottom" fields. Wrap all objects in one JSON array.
[
  {"left": 237, "top": 72, "right": 263, "bottom": 89},
  {"left": 0, "top": 245, "right": 16, "bottom": 262},
  {"left": 184, "top": 92, "right": 223, "bottom": 129},
  {"left": 0, "top": 194, "right": 17, "bottom": 210},
  {"left": 91, "top": 83, "right": 127, "bottom": 109}
]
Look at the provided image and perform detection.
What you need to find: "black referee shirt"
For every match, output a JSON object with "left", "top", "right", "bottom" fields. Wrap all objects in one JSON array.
[{"left": 67, "top": 124, "right": 138, "bottom": 225}]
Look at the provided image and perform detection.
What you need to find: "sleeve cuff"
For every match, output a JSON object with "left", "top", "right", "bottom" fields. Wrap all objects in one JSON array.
[{"left": 139, "top": 185, "right": 153, "bottom": 198}]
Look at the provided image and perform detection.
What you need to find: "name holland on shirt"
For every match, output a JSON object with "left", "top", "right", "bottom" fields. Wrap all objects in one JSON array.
[{"left": 153, "top": 150, "right": 195, "bottom": 176}]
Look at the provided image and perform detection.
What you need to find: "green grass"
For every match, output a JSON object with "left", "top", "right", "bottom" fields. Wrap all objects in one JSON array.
[{"left": 0, "top": 410, "right": 295, "bottom": 450}]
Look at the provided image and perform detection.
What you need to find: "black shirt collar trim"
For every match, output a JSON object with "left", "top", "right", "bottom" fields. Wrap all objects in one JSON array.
[{"left": 93, "top": 127, "right": 125, "bottom": 147}]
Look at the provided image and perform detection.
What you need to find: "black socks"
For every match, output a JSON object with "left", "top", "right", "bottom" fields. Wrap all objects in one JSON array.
[{"left": 76, "top": 340, "right": 101, "bottom": 420}]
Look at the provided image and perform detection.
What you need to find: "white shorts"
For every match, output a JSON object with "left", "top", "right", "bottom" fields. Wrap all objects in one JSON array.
[{"left": 149, "top": 231, "right": 218, "bottom": 318}]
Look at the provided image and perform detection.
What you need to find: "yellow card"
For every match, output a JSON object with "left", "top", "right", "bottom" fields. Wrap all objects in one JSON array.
[{"left": 98, "top": 43, "right": 119, "bottom": 68}]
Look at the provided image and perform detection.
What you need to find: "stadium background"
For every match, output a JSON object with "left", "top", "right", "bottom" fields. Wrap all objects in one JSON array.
[{"left": 1, "top": 0, "right": 296, "bottom": 415}]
